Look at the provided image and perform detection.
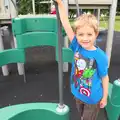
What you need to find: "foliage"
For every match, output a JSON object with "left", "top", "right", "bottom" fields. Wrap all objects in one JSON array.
[
  {"left": 17, "top": 0, "right": 120, "bottom": 15},
  {"left": 17, "top": 0, "right": 50, "bottom": 14}
]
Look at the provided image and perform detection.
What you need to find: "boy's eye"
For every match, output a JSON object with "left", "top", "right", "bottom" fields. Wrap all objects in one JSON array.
[
  {"left": 78, "top": 33, "right": 83, "bottom": 36},
  {"left": 88, "top": 33, "right": 92, "bottom": 36}
]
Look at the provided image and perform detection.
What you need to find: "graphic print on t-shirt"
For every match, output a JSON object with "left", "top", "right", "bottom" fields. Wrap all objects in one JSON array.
[{"left": 72, "top": 51, "right": 96, "bottom": 97}]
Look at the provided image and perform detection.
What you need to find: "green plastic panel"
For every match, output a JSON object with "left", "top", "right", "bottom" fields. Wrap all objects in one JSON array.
[
  {"left": 0, "top": 103, "right": 69, "bottom": 120},
  {"left": 105, "top": 83, "right": 120, "bottom": 120},
  {"left": 111, "top": 80, "right": 120, "bottom": 105},
  {"left": 12, "top": 17, "right": 58, "bottom": 35},
  {"left": 0, "top": 49, "right": 25, "bottom": 67},
  {"left": 56, "top": 48, "right": 74, "bottom": 63},
  {"left": 106, "top": 98, "right": 120, "bottom": 120},
  {"left": 108, "top": 83, "right": 113, "bottom": 98},
  {"left": 16, "top": 32, "right": 57, "bottom": 49}
]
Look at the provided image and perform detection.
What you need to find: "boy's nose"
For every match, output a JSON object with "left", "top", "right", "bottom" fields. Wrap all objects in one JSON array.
[{"left": 83, "top": 37, "right": 89, "bottom": 42}]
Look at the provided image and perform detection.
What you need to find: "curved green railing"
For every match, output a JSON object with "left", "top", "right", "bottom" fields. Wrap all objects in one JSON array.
[{"left": 0, "top": 49, "right": 25, "bottom": 67}]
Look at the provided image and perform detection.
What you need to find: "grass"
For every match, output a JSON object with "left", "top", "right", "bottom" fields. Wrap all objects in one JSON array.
[
  {"left": 100, "top": 16, "right": 120, "bottom": 31},
  {"left": 70, "top": 16, "right": 120, "bottom": 32}
]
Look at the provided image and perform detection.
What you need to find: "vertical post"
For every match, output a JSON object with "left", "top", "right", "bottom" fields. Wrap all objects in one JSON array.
[
  {"left": 97, "top": 9, "right": 100, "bottom": 25},
  {"left": 10, "top": 0, "right": 24, "bottom": 75},
  {"left": 10, "top": 0, "right": 18, "bottom": 17},
  {"left": 22, "top": 63, "right": 26, "bottom": 83},
  {"left": 0, "top": 28, "right": 9, "bottom": 76},
  {"left": 106, "top": 0, "right": 118, "bottom": 66},
  {"left": 50, "top": 0, "right": 53, "bottom": 9},
  {"left": 74, "top": 0, "right": 80, "bottom": 17},
  {"left": 94, "top": 9, "right": 100, "bottom": 24},
  {"left": 63, "top": 0, "right": 68, "bottom": 16},
  {"left": 63, "top": 0, "right": 68, "bottom": 72},
  {"left": 55, "top": 2, "right": 64, "bottom": 106},
  {"left": 95, "top": 9, "right": 100, "bottom": 45},
  {"left": 13, "top": 36, "right": 24, "bottom": 75},
  {"left": 32, "top": 0, "right": 36, "bottom": 15}
]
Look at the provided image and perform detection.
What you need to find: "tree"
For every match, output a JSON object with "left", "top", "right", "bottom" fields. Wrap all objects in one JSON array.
[
  {"left": 17, "top": 0, "right": 32, "bottom": 14},
  {"left": 17, "top": 0, "right": 50, "bottom": 14},
  {"left": 17, "top": 0, "right": 120, "bottom": 15}
]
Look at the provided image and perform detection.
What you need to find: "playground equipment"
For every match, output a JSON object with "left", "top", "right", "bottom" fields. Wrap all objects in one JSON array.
[
  {"left": 0, "top": 0, "right": 120, "bottom": 120},
  {"left": 0, "top": 12, "right": 120, "bottom": 119},
  {"left": 0, "top": 0, "right": 68, "bottom": 76},
  {"left": 0, "top": 0, "right": 18, "bottom": 76},
  {"left": 0, "top": 0, "right": 17, "bottom": 24},
  {"left": 0, "top": 26, "right": 9, "bottom": 76},
  {"left": 0, "top": 2, "right": 71, "bottom": 120},
  {"left": 106, "top": 79, "right": 120, "bottom": 120},
  {"left": 0, "top": 103, "right": 69, "bottom": 120},
  {"left": 1, "top": 0, "right": 118, "bottom": 75}
]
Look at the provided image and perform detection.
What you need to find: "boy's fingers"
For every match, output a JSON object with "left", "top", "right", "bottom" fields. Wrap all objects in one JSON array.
[
  {"left": 100, "top": 102, "right": 106, "bottom": 108},
  {"left": 100, "top": 102, "right": 103, "bottom": 108}
]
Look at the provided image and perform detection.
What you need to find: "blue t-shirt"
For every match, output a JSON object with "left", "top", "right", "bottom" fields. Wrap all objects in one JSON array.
[{"left": 69, "top": 36, "right": 108, "bottom": 104}]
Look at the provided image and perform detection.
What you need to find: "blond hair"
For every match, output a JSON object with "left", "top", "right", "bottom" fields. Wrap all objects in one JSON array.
[{"left": 73, "top": 13, "right": 99, "bottom": 34}]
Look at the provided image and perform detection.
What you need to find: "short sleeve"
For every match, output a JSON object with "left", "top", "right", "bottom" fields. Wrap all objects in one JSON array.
[
  {"left": 97, "top": 53, "right": 108, "bottom": 78},
  {"left": 69, "top": 36, "right": 79, "bottom": 52}
]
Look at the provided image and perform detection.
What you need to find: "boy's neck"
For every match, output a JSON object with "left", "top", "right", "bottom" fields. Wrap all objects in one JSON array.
[{"left": 83, "top": 45, "right": 97, "bottom": 51}]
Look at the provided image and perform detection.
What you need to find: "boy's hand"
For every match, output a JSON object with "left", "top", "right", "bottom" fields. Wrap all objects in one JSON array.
[
  {"left": 54, "top": 0, "right": 62, "bottom": 4},
  {"left": 100, "top": 97, "right": 107, "bottom": 108}
]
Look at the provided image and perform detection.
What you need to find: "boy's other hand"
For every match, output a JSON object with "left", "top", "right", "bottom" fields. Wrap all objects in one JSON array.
[{"left": 100, "top": 97, "right": 107, "bottom": 108}]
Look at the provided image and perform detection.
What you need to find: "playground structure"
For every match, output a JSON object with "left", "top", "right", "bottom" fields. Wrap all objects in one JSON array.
[
  {"left": 0, "top": 0, "right": 17, "bottom": 24},
  {"left": 0, "top": 5, "right": 72, "bottom": 119},
  {"left": 0, "top": 0, "right": 120, "bottom": 120},
  {"left": 0, "top": 15, "right": 120, "bottom": 119},
  {"left": 0, "top": 0, "right": 118, "bottom": 76},
  {"left": 0, "top": 0, "right": 17, "bottom": 76}
]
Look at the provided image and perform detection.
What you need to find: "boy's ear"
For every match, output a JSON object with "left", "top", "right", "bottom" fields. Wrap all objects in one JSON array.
[{"left": 96, "top": 32, "right": 99, "bottom": 37}]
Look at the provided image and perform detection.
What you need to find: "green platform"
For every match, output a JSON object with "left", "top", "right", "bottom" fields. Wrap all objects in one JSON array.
[
  {"left": 0, "top": 103, "right": 69, "bottom": 120},
  {"left": 0, "top": 16, "right": 70, "bottom": 120}
]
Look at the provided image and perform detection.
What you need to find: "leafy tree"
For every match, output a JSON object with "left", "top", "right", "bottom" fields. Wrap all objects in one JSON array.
[
  {"left": 17, "top": 0, "right": 50, "bottom": 14},
  {"left": 17, "top": 0, "right": 120, "bottom": 15}
]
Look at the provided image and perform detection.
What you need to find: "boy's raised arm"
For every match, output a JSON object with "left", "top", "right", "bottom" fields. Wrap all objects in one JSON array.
[{"left": 56, "top": 0, "right": 75, "bottom": 42}]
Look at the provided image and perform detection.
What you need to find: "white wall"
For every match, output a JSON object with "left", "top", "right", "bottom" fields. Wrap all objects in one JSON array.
[{"left": 68, "top": 0, "right": 113, "bottom": 5}]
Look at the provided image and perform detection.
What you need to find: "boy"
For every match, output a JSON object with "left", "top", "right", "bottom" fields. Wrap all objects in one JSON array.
[{"left": 55, "top": 0, "right": 109, "bottom": 120}]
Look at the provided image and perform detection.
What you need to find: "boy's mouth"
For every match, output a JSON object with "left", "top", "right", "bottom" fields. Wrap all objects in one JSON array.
[{"left": 82, "top": 42, "right": 90, "bottom": 45}]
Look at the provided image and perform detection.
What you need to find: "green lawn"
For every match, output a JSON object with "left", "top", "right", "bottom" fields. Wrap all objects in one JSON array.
[
  {"left": 70, "top": 16, "right": 120, "bottom": 32},
  {"left": 100, "top": 16, "right": 120, "bottom": 31}
]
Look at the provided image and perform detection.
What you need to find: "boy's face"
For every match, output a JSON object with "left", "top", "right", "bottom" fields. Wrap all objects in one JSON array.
[{"left": 76, "top": 25, "right": 98, "bottom": 50}]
